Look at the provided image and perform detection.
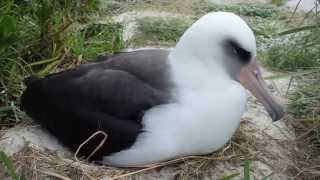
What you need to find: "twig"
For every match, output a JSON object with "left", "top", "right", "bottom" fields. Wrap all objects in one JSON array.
[
  {"left": 109, "top": 158, "right": 184, "bottom": 180},
  {"left": 74, "top": 131, "right": 108, "bottom": 162},
  {"left": 316, "top": 0, "right": 319, "bottom": 16},
  {"left": 299, "top": 7, "right": 316, "bottom": 26},
  {"left": 110, "top": 155, "right": 234, "bottom": 180},
  {"left": 49, "top": 20, "right": 73, "bottom": 38},
  {"left": 290, "top": 0, "right": 303, "bottom": 22},
  {"left": 221, "top": 141, "right": 232, "bottom": 154},
  {"left": 286, "top": 76, "right": 294, "bottom": 97},
  {"left": 79, "top": 165, "right": 97, "bottom": 180},
  {"left": 296, "top": 124, "right": 320, "bottom": 141},
  {"left": 39, "top": 170, "right": 71, "bottom": 180}
]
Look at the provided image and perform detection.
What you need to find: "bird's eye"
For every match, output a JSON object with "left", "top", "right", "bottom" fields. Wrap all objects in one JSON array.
[{"left": 230, "top": 42, "right": 251, "bottom": 63}]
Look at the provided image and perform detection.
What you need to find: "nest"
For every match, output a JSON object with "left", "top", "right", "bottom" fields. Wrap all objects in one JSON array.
[{"left": 2, "top": 121, "right": 270, "bottom": 180}]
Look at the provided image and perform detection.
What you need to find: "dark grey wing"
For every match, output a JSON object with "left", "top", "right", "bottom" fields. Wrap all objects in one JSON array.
[{"left": 20, "top": 49, "right": 173, "bottom": 160}]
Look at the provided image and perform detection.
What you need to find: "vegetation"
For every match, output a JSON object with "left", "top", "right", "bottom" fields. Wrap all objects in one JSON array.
[
  {"left": 102, "top": 0, "right": 201, "bottom": 15},
  {"left": 0, "top": 0, "right": 124, "bottom": 129},
  {"left": 132, "top": 3, "right": 285, "bottom": 47},
  {"left": 0, "top": 151, "right": 20, "bottom": 180},
  {"left": 133, "top": 17, "right": 193, "bottom": 46},
  {"left": 262, "top": 1, "right": 320, "bottom": 177},
  {"left": 289, "top": 75, "right": 320, "bottom": 119},
  {"left": 287, "top": 72, "right": 320, "bottom": 178},
  {"left": 196, "top": 3, "right": 279, "bottom": 18},
  {"left": 265, "top": 28, "right": 320, "bottom": 71},
  {"left": 1, "top": 0, "right": 320, "bottom": 179}
]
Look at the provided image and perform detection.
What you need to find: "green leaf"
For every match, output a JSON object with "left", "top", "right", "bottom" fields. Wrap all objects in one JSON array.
[
  {"left": 38, "top": 60, "right": 60, "bottom": 76},
  {"left": 276, "top": 25, "right": 320, "bottom": 36},
  {"left": 220, "top": 172, "right": 240, "bottom": 180},
  {"left": 264, "top": 69, "right": 320, "bottom": 80},
  {"left": 0, "top": 14, "right": 18, "bottom": 50},
  {"left": 241, "top": 160, "right": 251, "bottom": 180},
  {"left": 27, "top": 57, "right": 60, "bottom": 67},
  {"left": 0, "top": 106, "right": 12, "bottom": 112},
  {"left": 0, "top": 15, "right": 16, "bottom": 35}
]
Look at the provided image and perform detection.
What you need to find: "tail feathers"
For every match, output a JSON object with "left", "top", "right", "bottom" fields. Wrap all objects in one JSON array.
[
  {"left": 23, "top": 75, "right": 40, "bottom": 87},
  {"left": 20, "top": 75, "right": 42, "bottom": 112}
]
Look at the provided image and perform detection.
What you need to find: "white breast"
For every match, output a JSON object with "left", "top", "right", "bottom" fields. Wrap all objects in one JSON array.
[{"left": 102, "top": 58, "right": 247, "bottom": 167}]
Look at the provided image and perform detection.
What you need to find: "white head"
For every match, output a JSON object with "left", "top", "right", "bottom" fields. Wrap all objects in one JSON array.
[
  {"left": 171, "top": 12, "right": 284, "bottom": 121},
  {"left": 173, "top": 12, "right": 255, "bottom": 78}
]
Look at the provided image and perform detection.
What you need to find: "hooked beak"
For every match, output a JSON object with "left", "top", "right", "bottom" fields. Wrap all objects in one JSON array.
[{"left": 239, "top": 58, "right": 284, "bottom": 121}]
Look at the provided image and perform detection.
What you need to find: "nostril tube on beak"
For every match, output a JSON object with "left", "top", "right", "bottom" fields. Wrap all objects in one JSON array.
[{"left": 239, "top": 59, "right": 285, "bottom": 121}]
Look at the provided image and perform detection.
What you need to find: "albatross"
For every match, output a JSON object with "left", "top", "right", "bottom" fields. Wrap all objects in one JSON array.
[{"left": 20, "top": 12, "right": 284, "bottom": 167}]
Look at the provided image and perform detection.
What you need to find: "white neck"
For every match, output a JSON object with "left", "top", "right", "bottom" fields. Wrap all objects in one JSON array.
[{"left": 168, "top": 48, "right": 232, "bottom": 91}]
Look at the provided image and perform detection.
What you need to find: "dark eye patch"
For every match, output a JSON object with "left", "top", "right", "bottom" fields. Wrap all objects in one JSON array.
[{"left": 228, "top": 40, "right": 251, "bottom": 63}]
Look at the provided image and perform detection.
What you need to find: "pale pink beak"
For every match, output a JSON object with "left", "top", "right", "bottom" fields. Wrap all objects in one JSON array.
[{"left": 239, "top": 58, "right": 284, "bottom": 121}]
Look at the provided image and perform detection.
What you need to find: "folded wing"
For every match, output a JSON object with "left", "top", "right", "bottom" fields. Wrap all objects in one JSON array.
[{"left": 20, "top": 49, "right": 172, "bottom": 160}]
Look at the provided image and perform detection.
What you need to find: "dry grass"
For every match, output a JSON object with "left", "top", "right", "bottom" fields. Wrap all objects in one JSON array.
[
  {"left": 0, "top": 117, "right": 296, "bottom": 179},
  {"left": 0, "top": 121, "right": 273, "bottom": 180},
  {"left": 103, "top": 0, "right": 201, "bottom": 16},
  {"left": 284, "top": 72, "right": 320, "bottom": 179}
]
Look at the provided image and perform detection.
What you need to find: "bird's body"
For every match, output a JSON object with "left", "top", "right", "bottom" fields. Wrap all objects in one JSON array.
[
  {"left": 21, "top": 49, "right": 173, "bottom": 161},
  {"left": 21, "top": 12, "right": 283, "bottom": 167},
  {"left": 104, "top": 53, "right": 247, "bottom": 165}
]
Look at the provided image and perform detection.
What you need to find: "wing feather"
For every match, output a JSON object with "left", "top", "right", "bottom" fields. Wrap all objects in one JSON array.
[{"left": 20, "top": 49, "right": 172, "bottom": 160}]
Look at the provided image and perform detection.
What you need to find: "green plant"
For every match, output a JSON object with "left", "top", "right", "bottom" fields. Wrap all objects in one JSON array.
[
  {"left": 0, "top": 14, "right": 18, "bottom": 52},
  {"left": 262, "top": 2, "right": 320, "bottom": 176},
  {"left": 246, "top": 17, "right": 285, "bottom": 37},
  {"left": 220, "top": 160, "right": 252, "bottom": 180},
  {"left": 71, "top": 22, "right": 124, "bottom": 58},
  {"left": 265, "top": 28, "right": 320, "bottom": 72},
  {"left": 271, "top": 0, "right": 288, "bottom": 6},
  {"left": 196, "top": 3, "right": 279, "bottom": 18},
  {"left": 0, "top": 151, "right": 21, "bottom": 180},
  {"left": 288, "top": 72, "right": 320, "bottom": 167},
  {"left": 241, "top": 159, "right": 251, "bottom": 180},
  {"left": 221, "top": 173, "right": 240, "bottom": 180},
  {"left": 289, "top": 76, "right": 320, "bottom": 119},
  {"left": 136, "top": 17, "right": 193, "bottom": 43},
  {"left": 0, "top": 0, "right": 124, "bottom": 129}
]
